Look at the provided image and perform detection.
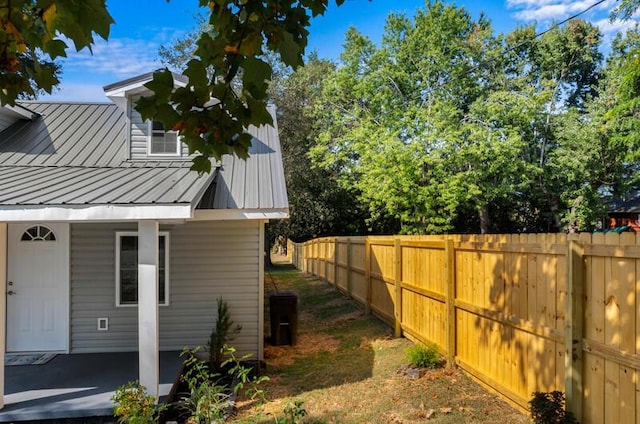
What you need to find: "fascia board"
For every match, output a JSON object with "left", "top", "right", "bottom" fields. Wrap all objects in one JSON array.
[
  {"left": 0, "top": 204, "right": 193, "bottom": 222},
  {"left": 191, "top": 208, "right": 289, "bottom": 221}
]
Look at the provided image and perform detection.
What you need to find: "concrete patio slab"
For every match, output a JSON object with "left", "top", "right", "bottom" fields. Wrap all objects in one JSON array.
[{"left": 0, "top": 351, "right": 183, "bottom": 422}]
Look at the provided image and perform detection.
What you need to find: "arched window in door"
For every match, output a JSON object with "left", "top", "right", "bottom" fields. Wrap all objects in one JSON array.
[{"left": 20, "top": 225, "right": 56, "bottom": 241}]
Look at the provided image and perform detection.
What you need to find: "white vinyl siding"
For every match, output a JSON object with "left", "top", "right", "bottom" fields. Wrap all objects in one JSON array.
[
  {"left": 129, "top": 97, "right": 190, "bottom": 160},
  {"left": 70, "top": 221, "right": 261, "bottom": 356}
]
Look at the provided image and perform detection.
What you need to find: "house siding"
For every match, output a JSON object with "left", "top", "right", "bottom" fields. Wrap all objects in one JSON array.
[
  {"left": 129, "top": 97, "right": 190, "bottom": 160},
  {"left": 70, "top": 220, "right": 261, "bottom": 356}
]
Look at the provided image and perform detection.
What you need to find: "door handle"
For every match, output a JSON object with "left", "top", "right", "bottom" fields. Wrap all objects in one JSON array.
[{"left": 7, "top": 290, "right": 15, "bottom": 295}]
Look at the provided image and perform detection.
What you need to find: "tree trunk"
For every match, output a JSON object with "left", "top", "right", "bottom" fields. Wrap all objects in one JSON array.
[
  {"left": 548, "top": 196, "right": 563, "bottom": 232},
  {"left": 478, "top": 205, "right": 490, "bottom": 234},
  {"left": 264, "top": 222, "right": 273, "bottom": 268}
]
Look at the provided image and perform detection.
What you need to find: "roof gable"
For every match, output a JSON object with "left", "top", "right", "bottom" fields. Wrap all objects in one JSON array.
[
  {"left": 103, "top": 70, "right": 188, "bottom": 104},
  {"left": 0, "top": 73, "right": 288, "bottom": 220}
]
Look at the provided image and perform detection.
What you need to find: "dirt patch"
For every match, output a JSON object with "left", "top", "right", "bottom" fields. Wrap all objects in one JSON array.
[
  {"left": 326, "top": 309, "right": 364, "bottom": 325},
  {"left": 264, "top": 333, "right": 341, "bottom": 367}
]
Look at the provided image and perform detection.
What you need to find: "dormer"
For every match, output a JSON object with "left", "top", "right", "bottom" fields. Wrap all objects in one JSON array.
[{"left": 103, "top": 71, "right": 189, "bottom": 161}]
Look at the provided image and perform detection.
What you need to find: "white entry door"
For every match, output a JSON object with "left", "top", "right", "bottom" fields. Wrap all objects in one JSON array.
[{"left": 7, "top": 223, "right": 69, "bottom": 352}]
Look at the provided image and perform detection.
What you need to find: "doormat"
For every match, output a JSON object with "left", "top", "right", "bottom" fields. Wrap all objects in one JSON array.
[{"left": 5, "top": 353, "right": 57, "bottom": 366}]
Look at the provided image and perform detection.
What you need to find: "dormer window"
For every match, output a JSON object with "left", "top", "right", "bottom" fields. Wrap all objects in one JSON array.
[{"left": 148, "top": 120, "right": 180, "bottom": 156}]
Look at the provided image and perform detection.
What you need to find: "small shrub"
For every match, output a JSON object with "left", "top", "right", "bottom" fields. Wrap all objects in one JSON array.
[
  {"left": 222, "top": 345, "right": 269, "bottom": 401},
  {"left": 177, "top": 346, "right": 269, "bottom": 424},
  {"left": 405, "top": 342, "right": 442, "bottom": 368},
  {"left": 179, "top": 348, "right": 230, "bottom": 424},
  {"left": 529, "top": 391, "right": 578, "bottom": 424},
  {"left": 277, "top": 400, "right": 308, "bottom": 424},
  {"left": 208, "top": 297, "right": 242, "bottom": 371},
  {"left": 112, "top": 380, "right": 165, "bottom": 424}
]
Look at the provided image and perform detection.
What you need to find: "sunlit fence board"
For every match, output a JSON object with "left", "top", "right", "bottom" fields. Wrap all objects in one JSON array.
[{"left": 290, "top": 233, "right": 640, "bottom": 421}]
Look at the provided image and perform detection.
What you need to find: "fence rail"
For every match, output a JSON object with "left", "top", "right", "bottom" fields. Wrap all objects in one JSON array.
[{"left": 288, "top": 233, "right": 640, "bottom": 424}]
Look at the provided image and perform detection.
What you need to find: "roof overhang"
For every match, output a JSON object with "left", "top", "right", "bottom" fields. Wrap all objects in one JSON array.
[
  {"left": 104, "top": 71, "right": 188, "bottom": 99},
  {"left": 2, "top": 104, "right": 39, "bottom": 120},
  {"left": 0, "top": 203, "right": 194, "bottom": 222},
  {"left": 192, "top": 208, "right": 289, "bottom": 221}
]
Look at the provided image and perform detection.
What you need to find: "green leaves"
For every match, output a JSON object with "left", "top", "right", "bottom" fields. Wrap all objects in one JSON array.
[
  {"left": 309, "top": 0, "right": 629, "bottom": 234},
  {"left": 138, "top": 0, "right": 343, "bottom": 171},
  {"left": 0, "top": 0, "right": 114, "bottom": 104}
]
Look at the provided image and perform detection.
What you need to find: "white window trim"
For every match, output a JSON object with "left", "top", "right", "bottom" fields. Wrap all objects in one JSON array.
[
  {"left": 115, "top": 231, "right": 170, "bottom": 307},
  {"left": 147, "top": 120, "right": 181, "bottom": 157}
]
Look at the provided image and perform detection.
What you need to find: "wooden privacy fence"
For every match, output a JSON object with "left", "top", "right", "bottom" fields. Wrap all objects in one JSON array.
[{"left": 288, "top": 233, "right": 640, "bottom": 424}]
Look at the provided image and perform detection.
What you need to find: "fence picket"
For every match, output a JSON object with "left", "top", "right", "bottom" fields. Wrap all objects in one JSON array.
[{"left": 290, "top": 233, "right": 640, "bottom": 420}]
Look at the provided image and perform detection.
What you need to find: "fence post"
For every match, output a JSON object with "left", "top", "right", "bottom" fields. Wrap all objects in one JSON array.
[
  {"left": 445, "top": 240, "right": 456, "bottom": 367},
  {"left": 565, "top": 240, "right": 584, "bottom": 422},
  {"left": 346, "top": 238, "right": 352, "bottom": 298},
  {"left": 324, "top": 239, "right": 329, "bottom": 282},
  {"left": 334, "top": 239, "right": 339, "bottom": 290},
  {"left": 304, "top": 241, "right": 313, "bottom": 274},
  {"left": 365, "top": 237, "right": 371, "bottom": 315},
  {"left": 303, "top": 243, "right": 306, "bottom": 272},
  {"left": 314, "top": 239, "right": 318, "bottom": 275},
  {"left": 394, "top": 239, "right": 402, "bottom": 337}
]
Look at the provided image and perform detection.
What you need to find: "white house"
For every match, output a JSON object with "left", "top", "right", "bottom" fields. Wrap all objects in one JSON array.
[{"left": 0, "top": 71, "right": 288, "bottom": 406}]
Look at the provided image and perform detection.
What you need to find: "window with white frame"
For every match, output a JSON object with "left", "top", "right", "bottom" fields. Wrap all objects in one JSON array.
[
  {"left": 148, "top": 120, "right": 180, "bottom": 156},
  {"left": 116, "top": 231, "right": 169, "bottom": 306}
]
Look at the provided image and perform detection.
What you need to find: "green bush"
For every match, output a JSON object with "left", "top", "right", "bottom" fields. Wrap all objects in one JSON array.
[
  {"left": 529, "top": 391, "right": 578, "bottom": 424},
  {"left": 112, "top": 380, "right": 166, "bottom": 424},
  {"left": 405, "top": 342, "right": 442, "bottom": 368},
  {"left": 178, "top": 346, "right": 269, "bottom": 424}
]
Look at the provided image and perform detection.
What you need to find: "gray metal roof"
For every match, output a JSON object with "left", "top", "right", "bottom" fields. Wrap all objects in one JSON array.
[
  {"left": 205, "top": 120, "right": 288, "bottom": 210},
  {"left": 0, "top": 99, "right": 288, "bottom": 214},
  {"left": 609, "top": 195, "right": 640, "bottom": 214},
  {"left": 0, "top": 102, "right": 126, "bottom": 167},
  {"left": 102, "top": 70, "right": 188, "bottom": 92},
  {"left": 0, "top": 166, "right": 213, "bottom": 206}
]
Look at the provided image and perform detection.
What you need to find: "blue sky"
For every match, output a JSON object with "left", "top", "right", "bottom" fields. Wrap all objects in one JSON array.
[{"left": 42, "top": 0, "right": 636, "bottom": 102}]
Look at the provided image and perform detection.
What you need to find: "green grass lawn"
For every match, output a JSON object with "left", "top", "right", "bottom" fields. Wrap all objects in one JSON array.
[{"left": 231, "top": 263, "right": 528, "bottom": 424}]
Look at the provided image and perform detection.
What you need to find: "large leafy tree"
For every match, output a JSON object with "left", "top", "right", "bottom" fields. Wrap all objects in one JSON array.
[
  {"left": 311, "top": 2, "right": 607, "bottom": 234},
  {"left": 269, "top": 55, "right": 370, "bottom": 241},
  {"left": 503, "top": 20, "right": 603, "bottom": 231},
  {"left": 312, "top": 2, "right": 498, "bottom": 233},
  {"left": 545, "top": 27, "right": 640, "bottom": 231},
  {"left": 1, "top": 0, "right": 346, "bottom": 173}
]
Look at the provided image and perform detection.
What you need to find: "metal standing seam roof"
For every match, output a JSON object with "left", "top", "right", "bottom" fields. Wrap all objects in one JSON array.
[
  {"left": 609, "top": 195, "right": 640, "bottom": 214},
  {"left": 206, "top": 107, "right": 288, "bottom": 210},
  {"left": 0, "top": 100, "right": 288, "bottom": 212},
  {"left": 0, "top": 166, "right": 213, "bottom": 206}
]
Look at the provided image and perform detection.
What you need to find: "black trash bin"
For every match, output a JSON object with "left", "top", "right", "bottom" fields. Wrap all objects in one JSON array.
[{"left": 269, "top": 292, "right": 298, "bottom": 346}]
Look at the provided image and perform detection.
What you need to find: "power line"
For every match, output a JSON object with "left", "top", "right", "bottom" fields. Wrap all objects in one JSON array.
[
  {"left": 533, "top": 0, "right": 608, "bottom": 39},
  {"left": 473, "top": 0, "right": 609, "bottom": 73}
]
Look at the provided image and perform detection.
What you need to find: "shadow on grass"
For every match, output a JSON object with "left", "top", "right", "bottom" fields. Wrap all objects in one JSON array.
[{"left": 258, "top": 261, "right": 390, "bottom": 399}]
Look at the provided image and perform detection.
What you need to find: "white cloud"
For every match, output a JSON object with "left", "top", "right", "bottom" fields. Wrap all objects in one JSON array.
[
  {"left": 505, "top": 0, "right": 637, "bottom": 42},
  {"left": 59, "top": 37, "right": 162, "bottom": 77},
  {"left": 514, "top": 4, "right": 570, "bottom": 21},
  {"left": 594, "top": 17, "right": 640, "bottom": 34},
  {"left": 506, "top": 0, "right": 560, "bottom": 8}
]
